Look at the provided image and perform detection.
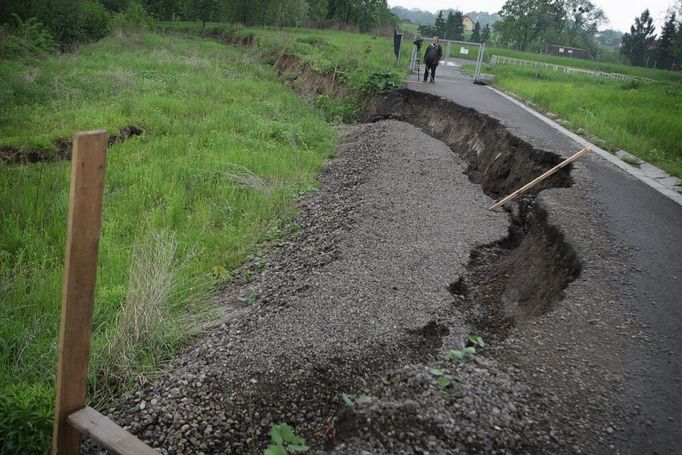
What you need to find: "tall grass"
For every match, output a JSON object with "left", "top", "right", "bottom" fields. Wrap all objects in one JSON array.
[{"left": 492, "top": 65, "right": 682, "bottom": 177}]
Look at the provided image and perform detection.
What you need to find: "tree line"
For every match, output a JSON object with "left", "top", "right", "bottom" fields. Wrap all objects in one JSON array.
[
  {"left": 621, "top": 7, "right": 682, "bottom": 69},
  {"left": 415, "top": 10, "right": 490, "bottom": 44},
  {"left": 493, "top": 0, "right": 682, "bottom": 70},
  {"left": 0, "top": 0, "right": 398, "bottom": 56},
  {"left": 493, "top": 0, "right": 606, "bottom": 54}
]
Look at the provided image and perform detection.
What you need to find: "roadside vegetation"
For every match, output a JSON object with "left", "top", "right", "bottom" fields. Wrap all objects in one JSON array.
[
  {"left": 0, "top": 8, "right": 405, "bottom": 453},
  {"left": 487, "top": 65, "right": 682, "bottom": 178},
  {"left": 482, "top": 48, "right": 682, "bottom": 84}
]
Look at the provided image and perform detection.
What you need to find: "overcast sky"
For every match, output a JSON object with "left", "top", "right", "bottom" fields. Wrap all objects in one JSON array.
[{"left": 387, "top": 0, "right": 677, "bottom": 33}]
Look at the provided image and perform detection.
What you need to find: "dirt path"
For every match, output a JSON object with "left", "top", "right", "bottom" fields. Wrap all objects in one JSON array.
[{"left": 105, "top": 93, "right": 650, "bottom": 454}]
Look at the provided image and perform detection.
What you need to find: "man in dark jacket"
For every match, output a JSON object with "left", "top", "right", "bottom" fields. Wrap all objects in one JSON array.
[{"left": 423, "top": 36, "right": 443, "bottom": 83}]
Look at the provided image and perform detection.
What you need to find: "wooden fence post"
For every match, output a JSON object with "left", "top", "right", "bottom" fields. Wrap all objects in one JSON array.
[
  {"left": 52, "top": 130, "right": 108, "bottom": 455},
  {"left": 489, "top": 147, "right": 590, "bottom": 211}
]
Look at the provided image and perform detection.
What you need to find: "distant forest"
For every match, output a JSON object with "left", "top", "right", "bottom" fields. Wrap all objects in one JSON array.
[{"left": 391, "top": 7, "right": 500, "bottom": 27}]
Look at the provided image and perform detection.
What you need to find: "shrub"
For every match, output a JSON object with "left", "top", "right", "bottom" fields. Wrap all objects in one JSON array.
[
  {"left": 0, "top": 15, "right": 56, "bottom": 59},
  {"left": 361, "top": 71, "right": 400, "bottom": 94},
  {"left": 110, "top": 1, "right": 153, "bottom": 33},
  {"left": 43, "top": 0, "right": 111, "bottom": 49},
  {"left": 0, "top": 383, "right": 54, "bottom": 454}
]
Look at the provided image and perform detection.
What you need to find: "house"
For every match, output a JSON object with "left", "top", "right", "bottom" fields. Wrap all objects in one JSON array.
[
  {"left": 546, "top": 44, "right": 588, "bottom": 59},
  {"left": 463, "top": 15, "right": 475, "bottom": 31}
]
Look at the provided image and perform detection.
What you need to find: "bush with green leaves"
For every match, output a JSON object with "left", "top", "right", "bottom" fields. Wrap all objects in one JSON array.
[
  {"left": 43, "top": 0, "right": 111, "bottom": 49},
  {"left": 0, "top": 383, "right": 53, "bottom": 454},
  {"left": 0, "top": 14, "right": 56, "bottom": 59},
  {"left": 109, "top": 1, "right": 153, "bottom": 32}
]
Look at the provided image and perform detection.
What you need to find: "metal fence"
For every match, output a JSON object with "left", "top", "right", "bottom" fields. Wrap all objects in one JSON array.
[
  {"left": 490, "top": 55, "right": 656, "bottom": 83},
  {"left": 408, "top": 38, "right": 485, "bottom": 84}
]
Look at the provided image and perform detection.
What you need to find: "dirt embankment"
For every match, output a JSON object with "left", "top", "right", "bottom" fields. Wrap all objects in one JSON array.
[
  {"left": 275, "top": 55, "right": 355, "bottom": 105},
  {"left": 1, "top": 125, "right": 143, "bottom": 165}
]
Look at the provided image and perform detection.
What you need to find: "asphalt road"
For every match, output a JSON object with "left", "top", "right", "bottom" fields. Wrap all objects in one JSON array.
[{"left": 407, "top": 58, "right": 682, "bottom": 454}]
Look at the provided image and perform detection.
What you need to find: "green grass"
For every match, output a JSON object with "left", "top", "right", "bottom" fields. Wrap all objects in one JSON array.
[
  {"left": 398, "top": 22, "right": 419, "bottom": 35},
  {"left": 0, "top": 26, "right": 404, "bottom": 453},
  {"left": 155, "top": 22, "right": 406, "bottom": 94},
  {"left": 490, "top": 65, "right": 682, "bottom": 177},
  {"left": 448, "top": 42, "right": 482, "bottom": 61},
  {"left": 485, "top": 47, "right": 682, "bottom": 84}
]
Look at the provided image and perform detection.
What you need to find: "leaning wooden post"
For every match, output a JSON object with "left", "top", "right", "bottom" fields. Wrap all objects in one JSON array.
[
  {"left": 52, "top": 130, "right": 108, "bottom": 455},
  {"left": 489, "top": 147, "right": 590, "bottom": 211}
]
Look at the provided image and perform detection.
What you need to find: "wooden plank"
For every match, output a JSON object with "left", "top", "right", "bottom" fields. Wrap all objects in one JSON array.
[
  {"left": 67, "top": 407, "right": 158, "bottom": 455},
  {"left": 52, "top": 130, "right": 108, "bottom": 455},
  {"left": 489, "top": 147, "right": 590, "bottom": 211}
]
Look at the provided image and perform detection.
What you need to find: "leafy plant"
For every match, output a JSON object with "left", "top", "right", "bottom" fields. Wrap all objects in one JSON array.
[
  {"left": 341, "top": 393, "right": 373, "bottom": 407},
  {"left": 0, "top": 383, "right": 53, "bottom": 454},
  {"left": 361, "top": 71, "right": 400, "bottom": 94},
  {"left": 264, "top": 423, "right": 309, "bottom": 455},
  {"left": 468, "top": 335, "right": 485, "bottom": 348},
  {"left": 110, "top": 1, "right": 153, "bottom": 32},
  {"left": 442, "top": 346, "right": 476, "bottom": 362},
  {"left": 430, "top": 368, "right": 453, "bottom": 389},
  {"left": 0, "top": 15, "right": 56, "bottom": 59}
]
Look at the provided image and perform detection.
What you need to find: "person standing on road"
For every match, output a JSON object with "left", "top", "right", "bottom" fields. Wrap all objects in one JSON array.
[{"left": 423, "top": 36, "right": 443, "bottom": 83}]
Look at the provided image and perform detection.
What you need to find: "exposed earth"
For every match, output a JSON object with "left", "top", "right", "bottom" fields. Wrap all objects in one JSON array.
[{"left": 93, "top": 61, "right": 682, "bottom": 455}]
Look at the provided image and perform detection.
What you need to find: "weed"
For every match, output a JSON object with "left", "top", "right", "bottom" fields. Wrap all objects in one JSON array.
[
  {"left": 430, "top": 368, "right": 453, "bottom": 389},
  {"left": 103, "top": 230, "right": 212, "bottom": 388},
  {"left": 264, "top": 423, "right": 309, "bottom": 455},
  {"left": 620, "top": 155, "right": 642, "bottom": 167},
  {"left": 0, "top": 383, "right": 53, "bottom": 454},
  {"left": 361, "top": 71, "right": 400, "bottom": 94},
  {"left": 341, "top": 393, "right": 373, "bottom": 407},
  {"left": 468, "top": 335, "right": 485, "bottom": 348}
]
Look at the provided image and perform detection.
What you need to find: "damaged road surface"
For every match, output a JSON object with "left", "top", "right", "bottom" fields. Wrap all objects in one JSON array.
[{"left": 107, "top": 90, "right": 656, "bottom": 454}]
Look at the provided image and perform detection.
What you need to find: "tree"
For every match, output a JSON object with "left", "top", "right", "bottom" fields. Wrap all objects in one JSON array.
[
  {"left": 306, "top": 0, "right": 328, "bottom": 21},
  {"left": 142, "top": 0, "right": 182, "bottom": 20},
  {"left": 184, "top": 0, "right": 220, "bottom": 29},
  {"left": 595, "top": 29, "right": 623, "bottom": 47},
  {"left": 471, "top": 21, "right": 481, "bottom": 42},
  {"left": 445, "top": 10, "right": 464, "bottom": 40},
  {"left": 434, "top": 10, "right": 446, "bottom": 37},
  {"left": 562, "top": 0, "right": 605, "bottom": 47},
  {"left": 656, "top": 11, "right": 676, "bottom": 69},
  {"left": 481, "top": 23, "right": 491, "bottom": 42},
  {"left": 495, "top": 0, "right": 564, "bottom": 51},
  {"left": 621, "top": 9, "right": 656, "bottom": 67},
  {"left": 674, "top": 11, "right": 682, "bottom": 65}
]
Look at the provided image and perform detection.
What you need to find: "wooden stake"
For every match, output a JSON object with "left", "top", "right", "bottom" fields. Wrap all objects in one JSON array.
[
  {"left": 489, "top": 147, "right": 590, "bottom": 210},
  {"left": 52, "top": 130, "right": 108, "bottom": 455},
  {"left": 67, "top": 407, "right": 158, "bottom": 455}
]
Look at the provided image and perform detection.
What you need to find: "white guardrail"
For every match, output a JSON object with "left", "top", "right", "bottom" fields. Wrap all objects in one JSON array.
[{"left": 490, "top": 55, "right": 656, "bottom": 83}]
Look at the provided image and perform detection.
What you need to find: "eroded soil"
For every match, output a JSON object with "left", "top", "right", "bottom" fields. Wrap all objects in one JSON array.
[
  {"left": 97, "top": 88, "right": 642, "bottom": 454},
  {"left": 1, "top": 125, "right": 143, "bottom": 165}
]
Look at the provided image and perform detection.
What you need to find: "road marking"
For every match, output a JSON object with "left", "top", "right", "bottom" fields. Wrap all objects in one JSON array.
[{"left": 487, "top": 86, "right": 682, "bottom": 207}]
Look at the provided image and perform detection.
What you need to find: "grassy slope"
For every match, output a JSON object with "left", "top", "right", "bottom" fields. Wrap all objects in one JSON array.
[{"left": 0, "top": 27, "right": 404, "bottom": 453}]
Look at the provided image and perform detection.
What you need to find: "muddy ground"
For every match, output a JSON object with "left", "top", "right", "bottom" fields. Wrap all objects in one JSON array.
[{"left": 95, "top": 88, "right": 652, "bottom": 454}]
